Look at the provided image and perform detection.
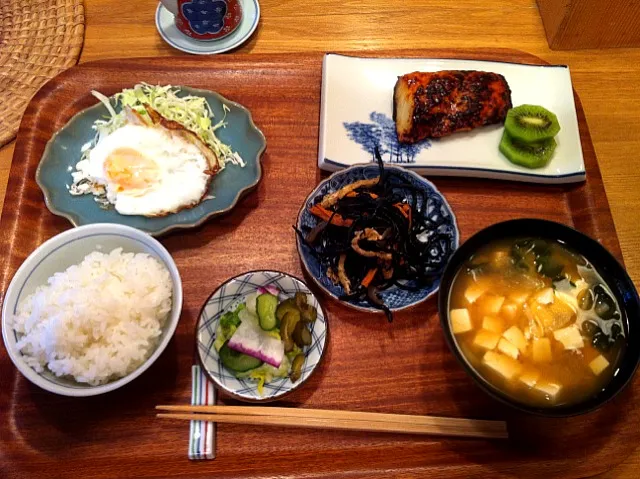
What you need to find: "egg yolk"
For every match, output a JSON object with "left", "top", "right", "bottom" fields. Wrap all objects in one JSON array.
[{"left": 104, "top": 148, "right": 160, "bottom": 193}]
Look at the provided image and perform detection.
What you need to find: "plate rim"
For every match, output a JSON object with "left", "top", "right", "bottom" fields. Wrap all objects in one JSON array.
[
  {"left": 322, "top": 157, "right": 586, "bottom": 183},
  {"left": 195, "top": 269, "right": 330, "bottom": 402},
  {"left": 295, "top": 162, "right": 460, "bottom": 314},
  {"left": 324, "top": 52, "right": 570, "bottom": 69},
  {"left": 35, "top": 85, "right": 266, "bottom": 237}
]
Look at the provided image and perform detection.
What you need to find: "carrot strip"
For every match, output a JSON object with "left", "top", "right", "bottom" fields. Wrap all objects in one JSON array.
[
  {"left": 309, "top": 204, "right": 332, "bottom": 221},
  {"left": 361, "top": 268, "right": 378, "bottom": 288},
  {"left": 309, "top": 204, "right": 353, "bottom": 227},
  {"left": 346, "top": 191, "right": 378, "bottom": 199},
  {"left": 394, "top": 203, "right": 410, "bottom": 219}
]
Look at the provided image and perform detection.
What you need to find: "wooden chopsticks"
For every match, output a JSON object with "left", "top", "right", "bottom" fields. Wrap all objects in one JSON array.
[{"left": 156, "top": 405, "right": 508, "bottom": 439}]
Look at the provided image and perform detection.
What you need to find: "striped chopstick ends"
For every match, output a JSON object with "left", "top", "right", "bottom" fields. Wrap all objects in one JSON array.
[{"left": 189, "top": 365, "right": 216, "bottom": 460}]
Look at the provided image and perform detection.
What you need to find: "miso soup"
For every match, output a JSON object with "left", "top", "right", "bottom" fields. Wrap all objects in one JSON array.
[{"left": 448, "top": 237, "right": 626, "bottom": 407}]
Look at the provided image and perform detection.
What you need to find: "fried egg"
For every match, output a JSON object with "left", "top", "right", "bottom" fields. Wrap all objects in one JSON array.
[{"left": 73, "top": 123, "right": 215, "bottom": 216}]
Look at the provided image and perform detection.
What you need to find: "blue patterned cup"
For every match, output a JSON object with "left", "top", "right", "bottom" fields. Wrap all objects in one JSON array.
[{"left": 160, "top": 0, "right": 243, "bottom": 41}]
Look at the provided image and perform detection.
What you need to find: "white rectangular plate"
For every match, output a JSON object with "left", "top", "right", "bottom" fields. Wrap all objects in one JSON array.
[{"left": 318, "top": 54, "right": 586, "bottom": 184}]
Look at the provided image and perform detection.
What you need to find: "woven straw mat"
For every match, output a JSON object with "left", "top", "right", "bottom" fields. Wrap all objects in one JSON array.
[{"left": 0, "top": 0, "right": 85, "bottom": 147}]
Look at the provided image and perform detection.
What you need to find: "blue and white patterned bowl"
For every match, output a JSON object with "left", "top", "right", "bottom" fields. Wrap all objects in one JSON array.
[
  {"left": 196, "top": 270, "right": 328, "bottom": 402},
  {"left": 1, "top": 224, "right": 183, "bottom": 397},
  {"left": 296, "top": 163, "right": 459, "bottom": 313}
]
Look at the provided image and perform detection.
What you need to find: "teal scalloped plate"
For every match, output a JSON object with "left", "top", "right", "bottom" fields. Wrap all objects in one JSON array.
[{"left": 36, "top": 86, "right": 266, "bottom": 236}]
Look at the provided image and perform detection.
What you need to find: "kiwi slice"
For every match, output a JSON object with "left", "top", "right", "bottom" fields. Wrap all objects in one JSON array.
[
  {"left": 504, "top": 105, "right": 561, "bottom": 143},
  {"left": 499, "top": 130, "right": 557, "bottom": 169}
]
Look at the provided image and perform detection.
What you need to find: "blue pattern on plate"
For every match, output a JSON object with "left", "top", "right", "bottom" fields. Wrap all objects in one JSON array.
[
  {"left": 181, "top": 0, "right": 227, "bottom": 35},
  {"left": 197, "top": 271, "right": 327, "bottom": 401},
  {"left": 296, "top": 164, "right": 458, "bottom": 312},
  {"left": 36, "top": 86, "right": 266, "bottom": 236},
  {"left": 343, "top": 112, "right": 431, "bottom": 164}
]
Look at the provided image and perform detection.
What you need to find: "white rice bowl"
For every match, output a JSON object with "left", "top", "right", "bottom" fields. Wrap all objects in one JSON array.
[{"left": 10, "top": 248, "right": 173, "bottom": 386}]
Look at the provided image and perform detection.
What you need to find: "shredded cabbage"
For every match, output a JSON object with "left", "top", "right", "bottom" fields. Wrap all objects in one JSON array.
[
  {"left": 236, "top": 356, "right": 291, "bottom": 395},
  {"left": 90, "top": 83, "right": 244, "bottom": 168}
]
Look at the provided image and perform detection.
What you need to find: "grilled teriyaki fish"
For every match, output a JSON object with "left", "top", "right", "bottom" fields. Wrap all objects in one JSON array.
[{"left": 393, "top": 70, "right": 512, "bottom": 143}]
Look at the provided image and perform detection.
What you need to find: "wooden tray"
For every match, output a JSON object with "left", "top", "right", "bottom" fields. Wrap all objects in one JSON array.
[{"left": 0, "top": 50, "right": 635, "bottom": 479}]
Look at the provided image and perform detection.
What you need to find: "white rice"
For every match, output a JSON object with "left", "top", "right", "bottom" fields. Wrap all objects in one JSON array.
[{"left": 10, "top": 248, "right": 173, "bottom": 385}]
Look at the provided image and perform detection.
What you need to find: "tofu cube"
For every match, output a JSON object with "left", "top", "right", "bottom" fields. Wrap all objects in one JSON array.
[
  {"left": 502, "top": 326, "right": 528, "bottom": 352},
  {"left": 464, "top": 282, "right": 487, "bottom": 304},
  {"left": 497, "top": 338, "right": 520, "bottom": 359},
  {"left": 533, "top": 382, "right": 562, "bottom": 399},
  {"left": 450, "top": 308, "right": 473, "bottom": 334},
  {"left": 482, "top": 315, "right": 504, "bottom": 334},
  {"left": 553, "top": 325, "right": 584, "bottom": 350},
  {"left": 473, "top": 329, "right": 501, "bottom": 350},
  {"left": 483, "top": 351, "right": 522, "bottom": 380},
  {"left": 509, "top": 290, "right": 530, "bottom": 305},
  {"left": 589, "top": 355, "right": 610, "bottom": 375},
  {"left": 500, "top": 300, "right": 519, "bottom": 320},
  {"left": 477, "top": 294, "right": 506, "bottom": 316},
  {"left": 519, "top": 369, "right": 540, "bottom": 387},
  {"left": 532, "top": 338, "right": 553, "bottom": 363},
  {"left": 535, "top": 288, "right": 555, "bottom": 305}
]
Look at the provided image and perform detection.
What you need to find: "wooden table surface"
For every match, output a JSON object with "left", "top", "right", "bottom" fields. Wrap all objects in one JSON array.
[{"left": 1, "top": 0, "right": 639, "bottom": 476}]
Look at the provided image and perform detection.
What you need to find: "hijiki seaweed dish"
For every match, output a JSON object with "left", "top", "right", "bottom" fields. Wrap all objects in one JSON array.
[{"left": 296, "top": 153, "right": 458, "bottom": 320}]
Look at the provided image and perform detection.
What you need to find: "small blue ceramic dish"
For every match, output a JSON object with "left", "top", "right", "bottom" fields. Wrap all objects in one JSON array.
[
  {"left": 197, "top": 270, "right": 328, "bottom": 402},
  {"left": 295, "top": 163, "right": 459, "bottom": 314},
  {"left": 36, "top": 86, "right": 266, "bottom": 236}
]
